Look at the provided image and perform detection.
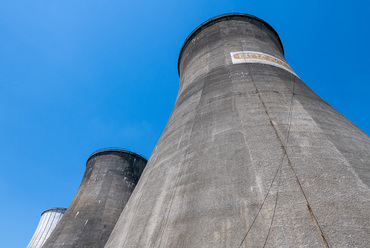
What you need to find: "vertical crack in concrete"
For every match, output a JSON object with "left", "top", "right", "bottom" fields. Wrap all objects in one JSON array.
[
  {"left": 235, "top": 26, "right": 285, "bottom": 248},
  {"left": 247, "top": 72, "right": 329, "bottom": 248},
  {"left": 238, "top": 70, "right": 287, "bottom": 248},
  {"left": 262, "top": 164, "right": 282, "bottom": 248},
  {"left": 238, "top": 137, "right": 285, "bottom": 248}
]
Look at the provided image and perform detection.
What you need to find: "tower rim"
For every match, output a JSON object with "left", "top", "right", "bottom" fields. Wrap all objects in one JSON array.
[
  {"left": 86, "top": 148, "right": 147, "bottom": 165},
  {"left": 177, "top": 13, "right": 285, "bottom": 75},
  {"left": 41, "top": 207, "right": 67, "bottom": 216}
]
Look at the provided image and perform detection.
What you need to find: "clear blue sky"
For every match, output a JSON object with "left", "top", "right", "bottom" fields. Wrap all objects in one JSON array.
[{"left": 1, "top": 1, "right": 369, "bottom": 247}]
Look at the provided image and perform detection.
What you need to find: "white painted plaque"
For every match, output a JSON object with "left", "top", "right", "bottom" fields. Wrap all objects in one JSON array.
[{"left": 230, "top": 51, "right": 298, "bottom": 77}]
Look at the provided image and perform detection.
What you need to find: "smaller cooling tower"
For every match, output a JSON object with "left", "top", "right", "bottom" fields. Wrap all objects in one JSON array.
[
  {"left": 42, "top": 149, "right": 146, "bottom": 248},
  {"left": 27, "top": 208, "right": 66, "bottom": 248}
]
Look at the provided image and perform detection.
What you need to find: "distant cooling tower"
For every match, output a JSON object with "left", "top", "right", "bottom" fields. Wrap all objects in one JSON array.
[
  {"left": 43, "top": 149, "right": 146, "bottom": 248},
  {"left": 27, "top": 208, "right": 66, "bottom": 248},
  {"left": 105, "top": 14, "right": 370, "bottom": 247}
]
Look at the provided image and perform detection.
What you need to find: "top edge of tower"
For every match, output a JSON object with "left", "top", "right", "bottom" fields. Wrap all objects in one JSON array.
[
  {"left": 177, "top": 13, "right": 284, "bottom": 75},
  {"left": 41, "top": 207, "right": 67, "bottom": 216},
  {"left": 86, "top": 148, "right": 148, "bottom": 165}
]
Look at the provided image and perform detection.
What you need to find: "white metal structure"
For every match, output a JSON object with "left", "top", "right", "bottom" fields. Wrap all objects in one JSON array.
[{"left": 27, "top": 208, "right": 66, "bottom": 248}]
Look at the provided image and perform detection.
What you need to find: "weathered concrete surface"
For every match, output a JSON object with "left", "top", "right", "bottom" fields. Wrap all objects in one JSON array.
[
  {"left": 105, "top": 14, "right": 370, "bottom": 248},
  {"left": 43, "top": 149, "right": 146, "bottom": 248},
  {"left": 27, "top": 208, "right": 66, "bottom": 248}
]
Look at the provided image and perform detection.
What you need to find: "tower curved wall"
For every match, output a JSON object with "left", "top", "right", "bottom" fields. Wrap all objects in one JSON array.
[
  {"left": 43, "top": 149, "right": 146, "bottom": 248},
  {"left": 106, "top": 14, "right": 370, "bottom": 247},
  {"left": 27, "top": 208, "right": 66, "bottom": 248}
]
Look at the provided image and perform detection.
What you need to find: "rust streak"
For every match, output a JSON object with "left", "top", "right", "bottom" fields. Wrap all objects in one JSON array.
[{"left": 250, "top": 74, "right": 330, "bottom": 248}]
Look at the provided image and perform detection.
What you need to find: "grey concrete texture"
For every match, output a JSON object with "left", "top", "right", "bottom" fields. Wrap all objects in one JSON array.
[
  {"left": 105, "top": 14, "right": 370, "bottom": 247},
  {"left": 27, "top": 208, "right": 66, "bottom": 248},
  {"left": 42, "top": 149, "right": 146, "bottom": 248}
]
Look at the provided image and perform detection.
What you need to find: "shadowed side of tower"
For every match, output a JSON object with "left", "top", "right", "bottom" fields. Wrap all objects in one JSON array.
[
  {"left": 27, "top": 208, "right": 66, "bottom": 248},
  {"left": 105, "top": 14, "right": 370, "bottom": 247},
  {"left": 42, "top": 149, "right": 146, "bottom": 248}
]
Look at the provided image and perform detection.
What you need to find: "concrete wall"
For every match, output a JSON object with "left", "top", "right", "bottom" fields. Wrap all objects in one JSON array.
[
  {"left": 42, "top": 149, "right": 146, "bottom": 248},
  {"left": 27, "top": 208, "right": 66, "bottom": 248},
  {"left": 105, "top": 13, "right": 370, "bottom": 248}
]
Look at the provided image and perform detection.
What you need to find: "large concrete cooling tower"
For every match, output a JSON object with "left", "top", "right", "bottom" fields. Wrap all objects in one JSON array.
[
  {"left": 105, "top": 13, "right": 370, "bottom": 247},
  {"left": 43, "top": 149, "right": 146, "bottom": 248},
  {"left": 27, "top": 208, "right": 66, "bottom": 248}
]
